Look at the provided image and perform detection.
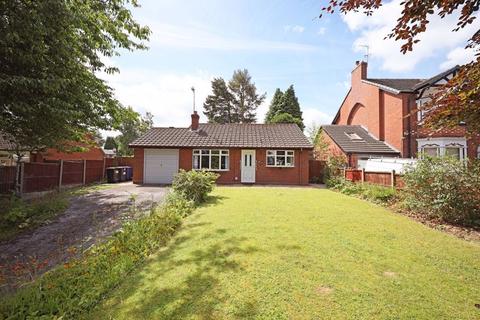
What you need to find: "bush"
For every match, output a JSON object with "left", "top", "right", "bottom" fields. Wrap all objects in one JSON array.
[
  {"left": 172, "top": 169, "right": 219, "bottom": 204},
  {"left": 402, "top": 157, "right": 480, "bottom": 227},
  {"left": 162, "top": 191, "right": 195, "bottom": 217},
  {"left": 327, "top": 177, "right": 396, "bottom": 204}
]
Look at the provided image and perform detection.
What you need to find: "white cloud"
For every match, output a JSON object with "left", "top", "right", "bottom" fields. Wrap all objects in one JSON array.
[
  {"left": 440, "top": 46, "right": 476, "bottom": 69},
  {"left": 284, "top": 25, "right": 305, "bottom": 33},
  {"left": 101, "top": 68, "right": 214, "bottom": 127},
  {"left": 317, "top": 27, "right": 327, "bottom": 36},
  {"left": 303, "top": 108, "right": 333, "bottom": 126},
  {"left": 342, "top": 0, "right": 480, "bottom": 72},
  {"left": 149, "top": 22, "right": 315, "bottom": 52}
]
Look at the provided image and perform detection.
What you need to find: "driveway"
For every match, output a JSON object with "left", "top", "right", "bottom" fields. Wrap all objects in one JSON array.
[{"left": 0, "top": 182, "right": 167, "bottom": 294}]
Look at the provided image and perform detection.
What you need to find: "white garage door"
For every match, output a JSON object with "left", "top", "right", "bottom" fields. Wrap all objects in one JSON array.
[{"left": 144, "top": 149, "right": 179, "bottom": 184}]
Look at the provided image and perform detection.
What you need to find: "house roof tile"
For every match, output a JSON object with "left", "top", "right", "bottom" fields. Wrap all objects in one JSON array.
[
  {"left": 130, "top": 123, "right": 313, "bottom": 149},
  {"left": 364, "top": 78, "right": 424, "bottom": 92},
  {"left": 322, "top": 125, "right": 400, "bottom": 154}
]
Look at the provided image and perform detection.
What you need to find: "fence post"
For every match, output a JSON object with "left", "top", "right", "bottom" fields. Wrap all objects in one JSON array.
[
  {"left": 391, "top": 169, "right": 395, "bottom": 188},
  {"left": 83, "top": 159, "right": 87, "bottom": 185},
  {"left": 361, "top": 168, "right": 365, "bottom": 183},
  {"left": 58, "top": 160, "right": 64, "bottom": 189},
  {"left": 102, "top": 157, "right": 106, "bottom": 179},
  {"left": 19, "top": 162, "right": 25, "bottom": 195},
  {"left": 343, "top": 168, "right": 346, "bottom": 180}
]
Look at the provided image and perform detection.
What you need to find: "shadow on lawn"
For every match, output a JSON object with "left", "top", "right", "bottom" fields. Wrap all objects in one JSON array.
[{"left": 107, "top": 218, "right": 260, "bottom": 319}]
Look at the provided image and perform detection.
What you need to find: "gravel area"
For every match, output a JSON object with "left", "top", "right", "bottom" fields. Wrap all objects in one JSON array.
[{"left": 0, "top": 182, "right": 167, "bottom": 294}]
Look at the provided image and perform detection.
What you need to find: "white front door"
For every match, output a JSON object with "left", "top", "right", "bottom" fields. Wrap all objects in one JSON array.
[
  {"left": 241, "top": 150, "right": 256, "bottom": 183},
  {"left": 144, "top": 149, "right": 179, "bottom": 184}
]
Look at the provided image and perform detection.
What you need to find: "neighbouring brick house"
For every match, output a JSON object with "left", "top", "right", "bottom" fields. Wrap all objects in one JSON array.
[
  {"left": 325, "top": 61, "right": 480, "bottom": 167},
  {"left": 129, "top": 112, "right": 312, "bottom": 185}
]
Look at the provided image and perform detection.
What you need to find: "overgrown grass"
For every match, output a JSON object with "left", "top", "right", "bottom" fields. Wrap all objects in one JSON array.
[
  {"left": 0, "top": 183, "right": 113, "bottom": 242},
  {"left": 90, "top": 187, "right": 480, "bottom": 319},
  {"left": 0, "top": 194, "right": 68, "bottom": 242},
  {"left": 329, "top": 178, "right": 397, "bottom": 204}
]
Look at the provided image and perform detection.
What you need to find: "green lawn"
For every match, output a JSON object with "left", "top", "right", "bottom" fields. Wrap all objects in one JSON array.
[{"left": 90, "top": 187, "right": 480, "bottom": 319}]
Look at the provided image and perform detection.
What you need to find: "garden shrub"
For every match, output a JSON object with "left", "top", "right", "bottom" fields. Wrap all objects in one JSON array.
[
  {"left": 0, "top": 176, "right": 216, "bottom": 319},
  {"left": 162, "top": 191, "right": 195, "bottom": 217},
  {"left": 402, "top": 157, "right": 480, "bottom": 227},
  {"left": 172, "top": 169, "right": 219, "bottom": 204},
  {"left": 327, "top": 177, "right": 396, "bottom": 204}
]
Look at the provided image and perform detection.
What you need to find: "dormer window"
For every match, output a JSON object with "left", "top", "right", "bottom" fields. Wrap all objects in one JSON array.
[{"left": 345, "top": 132, "right": 363, "bottom": 141}]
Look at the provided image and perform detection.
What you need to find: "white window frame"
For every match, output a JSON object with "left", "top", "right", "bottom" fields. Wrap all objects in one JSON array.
[
  {"left": 417, "top": 138, "right": 467, "bottom": 160},
  {"left": 266, "top": 150, "right": 295, "bottom": 168},
  {"left": 192, "top": 149, "right": 229, "bottom": 171}
]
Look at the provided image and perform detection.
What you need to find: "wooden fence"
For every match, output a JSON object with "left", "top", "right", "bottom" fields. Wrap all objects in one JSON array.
[
  {"left": 344, "top": 168, "right": 404, "bottom": 188},
  {"left": 309, "top": 160, "right": 326, "bottom": 183},
  {"left": 0, "top": 166, "right": 16, "bottom": 194},
  {"left": 1, "top": 159, "right": 107, "bottom": 195}
]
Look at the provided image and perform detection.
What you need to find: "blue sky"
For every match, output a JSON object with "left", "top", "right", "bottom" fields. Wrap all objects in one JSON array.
[{"left": 102, "top": 0, "right": 477, "bottom": 131}]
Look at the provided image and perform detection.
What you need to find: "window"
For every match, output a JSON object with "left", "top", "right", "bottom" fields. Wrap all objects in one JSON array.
[
  {"left": 421, "top": 146, "right": 439, "bottom": 158},
  {"left": 266, "top": 150, "right": 294, "bottom": 167},
  {"left": 445, "top": 147, "right": 461, "bottom": 159},
  {"left": 345, "top": 132, "right": 363, "bottom": 141},
  {"left": 193, "top": 149, "right": 229, "bottom": 171},
  {"left": 477, "top": 146, "right": 480, "bottom": 159}
]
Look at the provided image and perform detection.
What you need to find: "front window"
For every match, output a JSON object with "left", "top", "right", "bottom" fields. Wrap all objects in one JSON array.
[
  {"left": 445, "top": 146, "right": 461, "bottom": 160},
  {"left": 193, "top": 149, "right": 229, "bottom": 171},
  {"left": 266, "top": 150, "right": 294, "bottom": 167},
  {"left": 421, "top": 146, "right": 439, "bottom": 158}
]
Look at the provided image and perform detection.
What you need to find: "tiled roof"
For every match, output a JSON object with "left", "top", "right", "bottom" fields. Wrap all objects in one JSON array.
[
  {"left": 130, "top": 123, "right": 313, "bottom": 149},
  {"left": 364, "top": 78, "right": 424, "bottom": 92},
  {"left": 322, "top": 125, "right": 400, "bottom": 154},
  {"left": 412, "top": 65, "right": 459, "bottom": 91}
]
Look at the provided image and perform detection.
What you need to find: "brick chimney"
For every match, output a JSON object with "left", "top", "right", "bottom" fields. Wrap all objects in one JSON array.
[
  {"left": 191, "top": 111, "right": 199, "bottom": 131},
  {"left": 352, "top": 60, "right": 368, "bottom": 82}
]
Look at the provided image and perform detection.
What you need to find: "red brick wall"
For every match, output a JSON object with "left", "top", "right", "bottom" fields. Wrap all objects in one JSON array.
[
  {"left": 334, "top": 62, "right": 479, "bottom": 160},
  {"left": 133, "top": 147, "right": 310, "bottom": 185}
]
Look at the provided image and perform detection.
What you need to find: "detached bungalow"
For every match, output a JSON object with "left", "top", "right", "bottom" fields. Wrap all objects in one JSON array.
[{"left": 129, "top": 112, "right": 313, "bottom": 185}]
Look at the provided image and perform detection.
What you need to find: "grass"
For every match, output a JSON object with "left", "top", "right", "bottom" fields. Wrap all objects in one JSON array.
[
  {"left": 88, "top": 187, "right": 480, "bottom": 319},
  {"left": 0, "top": 183, "right": 113, "bottom": 242}
]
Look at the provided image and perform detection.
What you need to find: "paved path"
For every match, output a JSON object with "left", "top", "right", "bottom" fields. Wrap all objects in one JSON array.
[{"left": 0, "top": 182, "right": 167, "bottom": 294}]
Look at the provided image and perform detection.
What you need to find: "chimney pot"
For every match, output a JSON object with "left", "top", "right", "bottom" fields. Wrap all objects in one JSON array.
[{"left": 191, "top": 111, "right": 199, "bottom": 131}]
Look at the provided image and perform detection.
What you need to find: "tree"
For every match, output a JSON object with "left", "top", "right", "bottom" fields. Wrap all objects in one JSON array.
[
  {"left": 264, "top": 88, "right": 284, "bottom": 123},
  {"left": 228, "top": 69, "right": 266, "bottom": 123},
  {"left": 116, "top": 108, "right": 153, "bottom": 156},
  {"left": 203, "top": 70, "right": 265, "bottom": 124},
  {"left": 269, "top": 113, "right": 304, "bottom": 129},
  {"left": 320, "top": 0, "right": 480, "bottom": 133},
  {"left": 306, "top": 122, "right": 321, "bottom": 145},
  {"left": 278, "top": 85, "right": 304, "bottom": 130},
  {"left": 0, "top": 0, "right": 150, "bottom": 156},
  {"left": 104, "top": 136, "right": 118, "bottom": 150},
  {"left": 265, "top": 85, "right": 304, "bottom": 130},
  {"left": 203, "top": 78, "right": 236, "bottom": 123}
]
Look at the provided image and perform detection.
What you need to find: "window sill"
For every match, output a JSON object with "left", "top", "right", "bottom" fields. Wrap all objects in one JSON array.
[
  {"left": 265, "top": 165, "right": 295, "bottom": 168},
  {"left": 193, "top": 168, "right": 230, "bottom": 172}
]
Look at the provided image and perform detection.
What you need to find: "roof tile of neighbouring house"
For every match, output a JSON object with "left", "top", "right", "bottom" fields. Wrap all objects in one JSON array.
[
  {"left": 322, "top": 125, "right": 400, "bottom": 154},
  {"left": 412, "top": 65, "right": 460, "bottom": 91},
  {"left": 364, "top": 78, "right": 424, "bottom": 92},
  {"left": 130, "top": 123, "right": 313, "bottom": 149}
]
